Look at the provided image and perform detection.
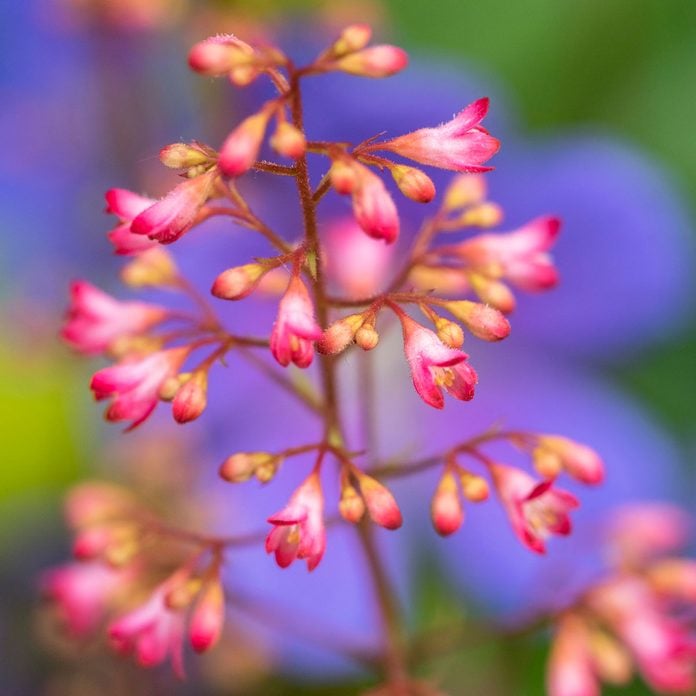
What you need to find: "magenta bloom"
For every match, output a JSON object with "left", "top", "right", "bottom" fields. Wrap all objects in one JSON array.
[
  {"left": 90, "top": 347, "right": 188, "bottom": 429},
  {"left": 400, "top": 313, "right": 477, "bottom": 409},
  {"left": 490, "top": 463, "right": 580, "bottom": 554},
  {"left": 62, "top": 281, "right": 167, "bottom": 355},
  {"left": 269, "top": 276, "right": 323, "bottom": 368},
  {"left": 130, "top": 169, "right": 217, "bottom": 244},
  {"left": 105, "top": 188, "right": 159, "bottom": 255},
  {"left": 351, "top": 163, "right": 400, "bottom": 243},
  {"left": 266, "top": 472, "right": 326, "bottom": 571},
  {"left": 109, "top": 585, "right": 186, "bottom": 678},
  {"left": 376, "top": 97, "right": 500, "bottom": 172}
]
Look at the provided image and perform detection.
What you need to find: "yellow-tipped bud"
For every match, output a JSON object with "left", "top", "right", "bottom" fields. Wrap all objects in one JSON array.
[
  {"left": 442, "top": 300, "right": 511, "bottom": 341},
  {"left": 159, "top": 142, "right": 212, "bottom": 170},
  {"left": 391, "top": 165, "right": 436, "bottom": 203},
  {"left": 120, "top": 248, "right": 179, "bottom": 288},
  {"left": 459, "top": 202, "right": 504, "bottom": 228},
  {"left": 318, "top": 313, "right": 365, "bottom": 354},
  {"left": 460, "top": 470, "right": 489, "bottom": 502},
  {"left": 270, "top": 122, "right": 306, "bottom": 159},
  {"left": 443, "top": 174, "right": 487, "bottom": 212},
  {"left": 219, "top": 452, "right": 283, "bottom": 484}
]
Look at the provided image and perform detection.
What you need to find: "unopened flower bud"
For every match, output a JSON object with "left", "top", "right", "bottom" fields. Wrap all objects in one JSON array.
[
  {"left": 330, "top": 24, "right": 372, "bottom": 57},
  {"left": 219, "top": 452, "right": 282, "bottom": 483},
  {"left": 355, "top": 323, "right": 379, "bottom": 350},
  {"left": 166, "top": 577, "right": 203, "bottom": 610},
  {"left": 588, "top": 630, "right": 632, "bottom": 685},
  {"left": 535, "top": 436, "right": 604, "bottom": 485},
  {"left": 333, "top": 45, "right": 408, "bottom": 78},
  {"left": 190, "top": 578, "right": 225, "bottom": 653},
  {"left": 219, "top": 110, "right": 272, "bottom": 177},
  {"left": 159, "top": 143, "right": 211, "bottom": 170},
  {"left": 317, "top": 314, "right": 365, "bottom": 354},
  {"left": 460, "top": 470, "right": 489, "bottom": 502},
  {"left": 270, "top": 122, "right": 306, "bottom": 159},
  {"left": 211, "top": 262, "right": 268, "bottom": 300},
  {"left": 172, "top": 371, "right": 208, "bottom": 423},
  {"left": 65, "top": 482, "right": 134, "bottom": 529},
  {"left": 532, "top": 447, "right": 563, "bottom": 478},
  {"left": 330, "top": 160, "right": 358, "bottom": 194},
  {"left": 121, "top": 248, "right": 179, "bottom": 288},
  {"left": 443, "top": 174, "right": 487, "bottom": 212},
  {"left": 443, "top": 300, "right": 511, "bottom": 341},
  {"left": 646, "top": 560, "right": 696, "bottom": 601},
  {"left": 390, "top": 165, "right": 436, "bottom": 203},
  {"left": 73, "top": 526, "right": 112, "bottom": 560},
  {"left": 339, "top": 483, "right": 366, "bottom": 523},
  {"left": 434, "top": 317, "right": 464, "bottom": 348},
  {"left": 159, "top": 373, "right": 186, "bottom": 401},
  {"left": 467, "top": 274, "right": 516, "bottom": 313},
  {"left": 188, "top": 34, "right": 254, "bottom": 75},
  {"left": 354, "top": 471, "right": 402, "bottom": 529},
  {"left": 459, "top": 202, "right": 503, "bottom": 228},
  {"left": 431, "top": 470, "right": 463, "bottom": 536}
]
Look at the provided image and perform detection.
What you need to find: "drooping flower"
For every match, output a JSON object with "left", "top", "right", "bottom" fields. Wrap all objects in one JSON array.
[
  {"left": 90, "top": 347, "right": 188, "bottom": 429},
  {"left": 372, "top": 97, "right": 500, "bottom": 172},
  {"left": 189, "top": 574, "right": 225, "bottom": 653},
  {"left": 398, "top": 311, "right": 477, "bottom": 409},
  {"left": 547, "top": 614, "right": 601, "bottom": 696},
  {"left": 331, "top": 44, "right": 409, "bottom": 78},
  {"left": 269, "top": 276, "right": 323, "bottom": 368},
  {"left": 350, "top": 161, "right": 400, "bottom": 243},
  {"left": 130, "top": 168, "right": 217, "bottom": 244},
  {"left": 265, "top": 471, "right": 326, "bottom": 571},
  {"left": 62, "top": 280, "right": 167, "bottom": 355},
  {"left": 218, "top": 109, "right": 273, "bottom": 177},
  {"left": 105, "top": 188, "right": 158, "bottom": 255},
  {"left": 490, "top": 463, "right": 579, "bottom": 554}
]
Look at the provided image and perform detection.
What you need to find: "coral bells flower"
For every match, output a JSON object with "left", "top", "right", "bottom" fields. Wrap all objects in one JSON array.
[
  {"left": 353, "top": 470, "right": 403, "bottom": 530},
  {"left": 532, "top": 435, "right": 604, "bottom": 484},
  {"left": 219, "top": 109, "right": 272, "bottom": 177},
  {"left": 490, "top": 463, "right": 579, "bottom": 554},
  {"left": 431, "top": 469, "right": 464, "bottom": 536},
  {"left": 62, "top": 281, "right": 167, "bottom": 355},
  {"left": 266, "top": 471, "right": 326, "bottom": 571},
  {"left": 373, "top": 98, "right": 500, "bottom": 172},
  {"left": 130, "top": 169, "right": 217, "bottom": 244},
  {"left": 105, "top": 188, "right": 158, "bottom": 255},
  {"left": 90, "top": 347, "right": 189, "bottom": 430},
  {"left": 347, "top": 161, "right": 400, "bottom": 243},
  {"left": 270, "top": 276, "right": 323, "bottom": 368},
  {"left": 189, "top": 574, "right": 225, "bottom": 653},
  {"left": 109, "top": 583, "right": 186, "bottom": 677},
  {"left": 331, "top": 45, "right": 408, "bottom": 78},
  {"left": 547, "top": 614, "right": 601, "bottom": 696},
  {"left": 398, "top": 311, "right": 477, "bottom": 409},
  {"left": 41, "top": 561, "right": 127, "bottom": 637}
]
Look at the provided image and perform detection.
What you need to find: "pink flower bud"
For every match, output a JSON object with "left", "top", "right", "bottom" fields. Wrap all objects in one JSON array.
[
  {"left": 189, "top": 578, "right": 225, "bottom": 653},
  {"left": 333, "top": 45, "right": 408, "bottom": 78},
  {"left": 442, "top": 300, "right": 511, "bottom": 341},
  {"left": 354, "top": 471, "right": 402, "bottom": 530},
  {"left": 460, "top": 470, "right": 489, "bottom": 502},
  {"left": 188, "top": 35, "right": 254, "bottom": 74},
  {"left": 73, "top": 526, "right": 112, "bottom": 560},
  {"left": 105, "top": 188, "right": 158, "bottom": 256},
  {"left": 130, "top": 169, "right": 217, "bottom": 244},
  {"left": 330, "top": 23, "right": 372, "bottom": 57},
  {"left": 219, "top": 110, "right": 272, "bottom": 177},
  {"left": 467, "top": 274, "right": 516, "bottom": 313},
  {"left": 270, "top": 121, "right": 306, "bottom": 159},
  {"left": 390, "top": 164, "right": 436, "bottom": 203},
  {"left": 211, "top": 262, "right": 268, "bottom": 300},
  {"left": 339, "top": 476, "right": 366, "bottom": 523},
  {"left": 355, "top": 322, "right": 379, "bottom": 351},
  {"left": 431, "top": 470, "right": 463, "bottom": 536},
  {"left": 317, "top": 313, "right": 365, "bottom": 354},
  {"left": 172, "top": 371, "right": 208, "bottom": 423},
  {"left": 219, "top": 452, "right": 282, "bottom": 484},
  {"left": 330, "top": 159, "right": 358, "bottom": 194},
  {"left": 120, "top": 248, "right": 179, "bottom": 288},
  {"left": 351, "top": 162, "right": 400, "bottom": 243},
  {"left": 376, "top": 98, "right": 499, "bottom": 172},
  {"left": 535, "top": 436, "right": 604, "bottom": 485},
  {"left": 433, "top": 316, "right": 465, "bottom": 348}
]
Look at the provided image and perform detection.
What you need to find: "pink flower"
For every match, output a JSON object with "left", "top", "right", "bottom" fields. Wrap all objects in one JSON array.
[
  {"left": 547, "top": 615, "right": 600, "bottom": 696},
  {"left": 399, "top": 312, "right": 477, "bottom": 409},
  {"left": 105, "top": 188, "right": 158, "bottom": 255},
  {"left": 130, "top": 169, "right": 217, "bottom": 244},
  {"left": 109, "top": 584, "right": 186, "bottom": 678},
  {"left": 490, "top": 463, "right": 579, "bottom": 554},
  {"left": 90, "top": 347, "right": 188, "bottom": 430},
  {"left": 189, "top": 577, "right": 225, "bottom": 653},
  {"left": 456, "top": 216, "right": 561, "bottom": 291},
  {"left": 332, "top": 45, "right": 409, "bottom": 78},
  {"left": 351, "top": 162, "right": 400, "bottom": 243},
  {"left": 62, "top": 281, "right": 167, "bottom": 355},
  {"left": 270, "top": 276, "right": 323, "bottom": 368},
  {"left": 265, "top": 472, "right": 326, "bottom": 571},
  {"left": 218, "top": 110, "right": 272, "bottom": 177},
  {"left": 533, "top": 435, "right": 604, "bottom": 484},
  {"left": 41, "top": 561, "right": 127, "bottom": 637},
  {"left": 375, "top": 98, "right": 500, "bottom": 172}
]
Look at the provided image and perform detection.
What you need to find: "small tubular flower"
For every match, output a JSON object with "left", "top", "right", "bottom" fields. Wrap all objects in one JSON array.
[
  {"left": 398, "top": 311, "right": 477, "bottom": 409},
  {"left": 130, "top": 169, "right": 217, "bottom": 244},
  {"left": 62, "top": 281, "right": 167, "bottom": 355},
  {"left": 90, "top": 347, "right": 189, "bottom": 430},
  {"left": 105, "top": 188, "right": 158, "bottom": 255},
  {"left": 353, "top": 470, "right": 403, "bottom": 530},
  {"left": 218, "top": 109, "right": 272, "bottom": 177},
  {"left": 189, "top": 574, "right": 225, "bottom": 653},
  {"left": 172, "top": 371, "right": 208, "bottom": 424},
  {"left": 431, "top": 469, "right": 464, "bottom": 536},
  {"left": 265, "top": 471, "right": 326, "bottom": 571},
  {"left": 532, "top": 435, "right": 604, "bottom": 485},
  {"left": 270, "top": 276, "right": 323, "bottom": 368},
  {"left": 332, "top": 45, "right": 408, "bottom": 78},
  {"left": 350, "top": 161, "right": 400, "bottom": 243},
  {"left": 547, "top": 614, "right": 600, "bottom": 696},
  {"left": 490, "top": 463, "right": 579, "bottom": 554},
  {"left": 374, "top": 98, "right": 499, "bottom": 172}
]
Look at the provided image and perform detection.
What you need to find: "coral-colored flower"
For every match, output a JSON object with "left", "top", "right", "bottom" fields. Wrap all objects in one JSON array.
[
  {"left": 332, "top": 45, "right": 408, "bottom": 78},
  {"left": 455, "top": 216, "right": 561, "bottom": 291},
  {"left": 62, "top": 281, "right": 167, "bottom": 355},
  {"left": 490, "top": 463, "right": 579, "bottom": 554},
  {"left": 375, "top": 98, "right": 499, "bottom": 172},
  {"left": 266, "top": 471, "right": 326, "bottom": 571},
  {"left": 547, "top": 614, "right": 600, "bottom": 696},
  {"left": 532, "top": 435, "right": 604, "bottom": 484},
  {"left": 109, "top": 583, "right": 186, "bottom": 677},
  {"left": 353, "top": 470, "right": 403, "bottom": 530},
  {"left": 130, "top": 169, "right": 217, "bottom": 244},
  {"left": 41, "top": 561, "right": 127, "bottom": 637},
  {"left": 270, "top": 276, "right": 323, "bottom": 368},
  {"left": 218, "top": 110, "right": 272, "bottom": 177},
  {"left": 399, "top": 312, "right": 477, "bottom": 409},
  {"left": 105, "top": 188, "right": 158, "bottom": 255},
  {"left": 90, "top": 347, "right": 188, "bottom": 429},
  {"left": 189, "top": 576, "right": 225, "bottom": 653},
  {"left": 351, "top": 162, "right": 400, "bottom": 243},
  {"left": 431, "top": 470, "right": 464, "bottom": 536}
]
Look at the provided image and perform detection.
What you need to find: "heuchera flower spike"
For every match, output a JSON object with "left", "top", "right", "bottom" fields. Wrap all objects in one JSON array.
[
  {"left": 373, "top": 98, "right": 500, "bottom": 172},
  {"left": 270, "top": 275, "right": 323, "bottom": 368},
  {"left": 266, "top": 471, "right": 326, "bottom": 571}
]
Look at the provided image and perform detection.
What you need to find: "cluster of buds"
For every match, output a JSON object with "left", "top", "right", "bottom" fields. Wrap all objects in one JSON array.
[
  {"left": 41, "top": 482, "right": 228, "bottom": 676},
  {"left": 547, "top": 504, "right": 696, "bottom": 695}
]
